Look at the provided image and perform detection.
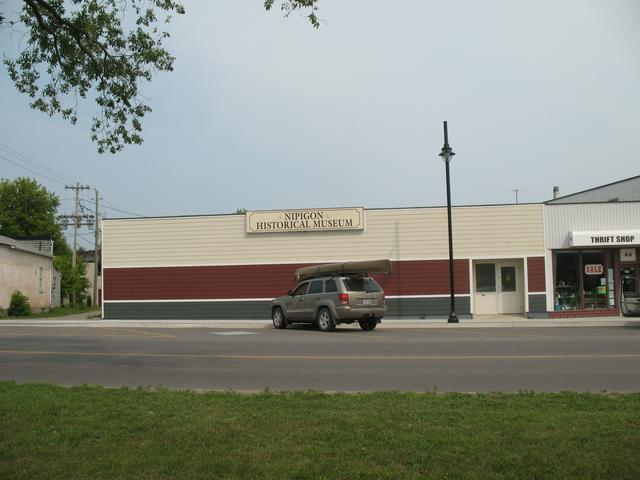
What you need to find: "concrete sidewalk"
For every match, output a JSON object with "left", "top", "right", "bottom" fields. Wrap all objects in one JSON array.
[{"left": 1, "top": 315, "right": 639, "bottom": 328}]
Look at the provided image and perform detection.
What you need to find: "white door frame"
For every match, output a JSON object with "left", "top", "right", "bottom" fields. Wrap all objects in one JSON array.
[{"left": 472, "top": 258, "right": 525, "bottom": 315}]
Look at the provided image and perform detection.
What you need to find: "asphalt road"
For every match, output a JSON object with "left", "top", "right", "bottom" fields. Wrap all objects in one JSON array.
[{"left": 1, "top": 325, "right": 640, "bottom": 392}]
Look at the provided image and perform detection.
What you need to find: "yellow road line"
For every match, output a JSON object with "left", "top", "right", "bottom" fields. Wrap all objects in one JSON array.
[
  {"left": 0, "top": 350, "right": 639, "bottom": 360},
  {"left": 106, "top": 327, "right": 177, "bottom": 338},
  {"left": 0, "top": 330, "right": 175, "bottom": 339}
]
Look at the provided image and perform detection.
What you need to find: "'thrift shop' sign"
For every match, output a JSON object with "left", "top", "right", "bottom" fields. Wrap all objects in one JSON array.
[
  {"left": 246, "top": 208, "right": 365, "bottom": 234},
  {"left": 570, "top": 230, "right": 639, "bottom": 247}
]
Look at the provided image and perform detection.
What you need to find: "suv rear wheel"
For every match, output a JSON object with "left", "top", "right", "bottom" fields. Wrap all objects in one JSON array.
[
  {"left": 358, "top": 318, "right": 377, "bottom": 331},
  {"left": 272, "top": 307, "right": 286, "bottom": 329},
  {"left": 317, "top": 308, "right": 336, "bottom": 332}
]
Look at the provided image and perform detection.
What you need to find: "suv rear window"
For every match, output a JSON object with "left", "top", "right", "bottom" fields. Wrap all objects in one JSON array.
[{"left": 342, "top": 277, "right": 382, "bottom": 292}]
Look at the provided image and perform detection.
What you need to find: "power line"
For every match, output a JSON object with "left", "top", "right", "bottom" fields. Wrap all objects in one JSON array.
[
  {"left": 101, "top": 201, "right": 144, "bottom": 217},
  {"left": 0, "top": 143, "right": 78, "bottom": 185},
  {"left": 0, "top": 153, "right": 67, "bottom": 186},
  {"left": 80, "top": 196, "right": 143, "bottom": 218},
  {"left": 77, "top": 232, "right": 95, "bottom": 244},
  {"left": 2, "top": 143, "right": 145, "bottom": 218}
]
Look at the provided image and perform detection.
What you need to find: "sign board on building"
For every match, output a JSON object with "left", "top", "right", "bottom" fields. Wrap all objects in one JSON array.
[
  {"left": 584, "top": 264, "right": 603, "bottom": 275},
  {"left": 570, "top": 230, "right": 640, "bottom": 247},
  {"left": 620, "top": 248, "right": 637, "bottom": 262},
  {"left": 246, "top": 208, "right": 365, "bottom": 234}
]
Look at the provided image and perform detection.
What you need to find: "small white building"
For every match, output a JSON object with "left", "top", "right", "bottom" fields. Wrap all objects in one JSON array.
[{"left": 0, "top": 235, "right": 54, "bottom": 312}]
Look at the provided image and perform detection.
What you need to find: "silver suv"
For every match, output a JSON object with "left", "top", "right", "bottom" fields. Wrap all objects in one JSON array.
[{"left": 271, "top": 275, "right": 386, "bottom": 331}]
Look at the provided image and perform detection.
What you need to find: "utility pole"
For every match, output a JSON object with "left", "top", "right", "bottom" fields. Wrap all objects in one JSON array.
[
  {"left": 93, "top": 189, "right": 100, "bottom": 307},
  {"left": 60, "top": 183, "right": 92, "bottom": 305}
]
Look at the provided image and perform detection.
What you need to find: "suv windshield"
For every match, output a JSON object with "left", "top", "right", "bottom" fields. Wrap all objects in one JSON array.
[{"left": 342, "top": 276, "right": 382, "bottom": 292}]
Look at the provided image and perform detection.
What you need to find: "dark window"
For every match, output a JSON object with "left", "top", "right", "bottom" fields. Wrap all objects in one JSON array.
[
  {"left": 324, "top": 280, "right": 338, "bottom": 293},
  {"left": 582, "top": 251, "right": 607, "bottom": 310},
  {"left": 475, "top": 264, "right": 496, "bottom": 293},
  {"left": 555, "top": 252, "right": 579, "bottom": 310},
  {"left": 308, "top": 280, "right": 323, "bottom": 294},
  {"left": 554, "top": 250, "right": 612, "bottom": 311},
  {"left": 292, "top": 283, "right": 309, "bottom": 296},
  {"left": 621, "top": 267, "right": 637, "bottom": 295},
  {"left": 342, "top": 277, "right": 381, "bottom": 292},
  {"left": 501, "top": 266, "right": 516, "bottom": 292}
]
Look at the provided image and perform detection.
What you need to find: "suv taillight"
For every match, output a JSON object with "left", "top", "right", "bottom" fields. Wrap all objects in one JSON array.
[
  {"left": 382, "top": 294, "right": 386, "bottom": 305},
  {"left": 338, "top": 293, "right": 349, "bottom": 305}
]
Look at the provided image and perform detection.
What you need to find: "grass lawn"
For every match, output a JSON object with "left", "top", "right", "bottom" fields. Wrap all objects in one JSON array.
[
  {"left": 1, "top": 383, "right": 639, "bottom": 479},
  {"left": 0, "top": 306, "right": 99, "bottom": 320}
]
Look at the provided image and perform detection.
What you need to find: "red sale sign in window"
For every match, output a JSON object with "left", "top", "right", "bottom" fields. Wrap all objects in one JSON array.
[{"left": 584, "top": 264, "right": 604, "bottom": 275}]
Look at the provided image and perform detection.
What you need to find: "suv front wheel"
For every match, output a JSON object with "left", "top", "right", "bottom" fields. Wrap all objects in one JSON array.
[
  {"left": 272, "top": 307, "right": 286, "bottom": 329},
  {"left": 317, "top": 308, "right": 336, "bottom": 332}
]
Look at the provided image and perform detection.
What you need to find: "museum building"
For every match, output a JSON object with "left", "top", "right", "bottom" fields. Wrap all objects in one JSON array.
[{"left": 101, "top": 176, "right": 640, "bottom": 320}]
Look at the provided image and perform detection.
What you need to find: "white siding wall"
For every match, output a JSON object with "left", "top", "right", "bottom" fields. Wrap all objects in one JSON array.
[
  {"left": 103, "top": 204, "right": 544, "bottom": 268},
  {"left": 0, "top": 247, "right": 52, "bottom": 311},
  {"left": 544, "top": 203, "right": 640, "bottom": 250}
]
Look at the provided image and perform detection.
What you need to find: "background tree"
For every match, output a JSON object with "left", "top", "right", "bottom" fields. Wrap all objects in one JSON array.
[
  {"left": 53, "top": 255, "right": 90, "bottom": 306},
  {"left": 2, "top": 0, "right": 185, "bottom": 154},
  {"left": 0, "top": 177, "right": 91, "bottom": 305},
  {"left": 0, "top": 177, "right": 70, "bottom": 256}
]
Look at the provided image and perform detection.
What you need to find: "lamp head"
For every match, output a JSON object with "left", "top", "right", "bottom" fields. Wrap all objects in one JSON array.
[{"left": 439, "top": 146, "right": 455, "bottom": 163}]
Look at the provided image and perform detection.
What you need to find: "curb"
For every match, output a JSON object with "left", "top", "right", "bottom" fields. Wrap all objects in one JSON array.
[{"left": 1, "top": 318, "right": 639, "bottom": 329}]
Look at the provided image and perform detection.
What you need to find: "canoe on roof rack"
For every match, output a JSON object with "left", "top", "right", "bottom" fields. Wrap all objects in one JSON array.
[{"left": 294, "top": 259, "right": 392, "bottom": 282}]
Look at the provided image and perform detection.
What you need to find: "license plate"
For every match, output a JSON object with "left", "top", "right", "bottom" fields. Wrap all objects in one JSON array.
[{"left": 362, "top": 298, "right": 373, "bottom": 305}]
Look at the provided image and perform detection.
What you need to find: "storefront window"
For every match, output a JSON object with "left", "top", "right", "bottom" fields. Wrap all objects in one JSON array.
[
  {"left": 555, "top": 252, "right": 579, "bottom": 310},
  {"left": 554, "top": 250, "right": 612, "bottom": 311},
  {"left": 582, "top": 251, "right": 607, "bottom": 309}
]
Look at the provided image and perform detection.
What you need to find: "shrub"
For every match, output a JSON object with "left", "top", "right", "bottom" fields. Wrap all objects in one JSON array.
[
  {"left": 0, "top": 308, "right": 6, "bottom": 318},
  {"left": 8, "top": 291, "right": 31, "bottom": 316},
  {"left": 86, "top": 296, "right": 92, "bottom": 308}
]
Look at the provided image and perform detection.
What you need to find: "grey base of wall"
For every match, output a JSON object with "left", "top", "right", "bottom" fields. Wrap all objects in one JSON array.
[
  {"left": 527, "top": 313, "right": 550, "bottom": 319},
  {"left": 385, "top": 297, "right": 471, "bottom": 319},
  {"left": 528, "top": 293, "right": 547, "bottom": 313},
  {"left": 104, "top": 296, "right": 472, "bottom": 320},
  {"left": 104, "top": 301, "right": 273, "bottom": 320}
]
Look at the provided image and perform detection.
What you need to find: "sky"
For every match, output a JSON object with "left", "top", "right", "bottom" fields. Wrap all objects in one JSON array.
[{"left": 1, "top": 0, "right": 639, "bottom": 250}]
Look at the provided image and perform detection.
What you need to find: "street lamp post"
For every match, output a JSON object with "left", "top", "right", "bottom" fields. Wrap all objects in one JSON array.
[{"left": 438, "top": 121, "right": 459, "bottom": 323}]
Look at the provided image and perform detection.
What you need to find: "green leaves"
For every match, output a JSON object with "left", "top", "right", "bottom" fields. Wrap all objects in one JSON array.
[
  {"left": 53, "top": 255, "right": 90, "bottom": 306},
  {"left": 264, "top": 0, "right": 321, "bottom": 28},
  {"left": 3, "top": 0, "right": 185, "bottom": 154},
  {"left": 0, "top": 177, "right": 70, "bottom": 256},
  {"left": 2, "top": 1, "right": 320, "bottom": 154}
]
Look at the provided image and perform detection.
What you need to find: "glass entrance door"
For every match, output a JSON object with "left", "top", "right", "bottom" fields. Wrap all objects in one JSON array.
[
  {"left": 500, "top": 265, "right": 522, "bottom": 314},
  {"left": 474, "top": 263, "right": 497, "bottom": 314}
]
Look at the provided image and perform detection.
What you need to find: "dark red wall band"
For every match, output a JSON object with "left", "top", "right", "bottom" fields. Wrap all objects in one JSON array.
[
  {"left": 103, "top": 259, "right": 472, "bottom": 301},
  {"left": 527, "top": 257, "right": 546, "bottom": 292}
]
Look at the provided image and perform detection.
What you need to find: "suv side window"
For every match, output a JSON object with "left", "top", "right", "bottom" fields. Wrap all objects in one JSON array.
[
  {"left": 324, "top": 279, "right": 338, "bottom": 293},
  {"left": 292, "top": 283, "right": 309, "bottom": 296},
  {"left": 308, "top": 280, "right": 323, "bottom": 294},
  {"left": 342, "top": 276, "right": 382, "bottom": 292}
]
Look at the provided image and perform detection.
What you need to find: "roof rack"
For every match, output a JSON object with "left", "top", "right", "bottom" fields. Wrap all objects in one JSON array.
[{"left": 294, "top": 259, "right": 392, "bottom": 282}]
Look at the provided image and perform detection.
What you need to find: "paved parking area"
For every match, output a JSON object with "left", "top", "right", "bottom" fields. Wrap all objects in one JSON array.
[{"left": 1, "top": 325, "right": 640, "bottom": 392}]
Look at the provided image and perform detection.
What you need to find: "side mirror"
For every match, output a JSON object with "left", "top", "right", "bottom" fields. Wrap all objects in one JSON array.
[{"left": 287, "top": 290, "right": 293, "bottom": 296}]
